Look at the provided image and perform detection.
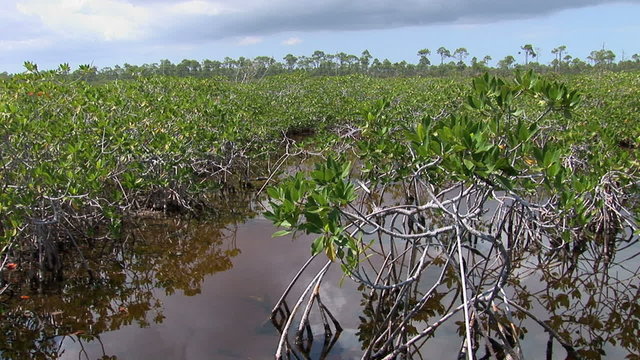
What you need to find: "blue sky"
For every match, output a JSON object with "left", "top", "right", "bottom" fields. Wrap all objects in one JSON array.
[{"left": 1, "top": 0, "right": 639, "bottom": 73}]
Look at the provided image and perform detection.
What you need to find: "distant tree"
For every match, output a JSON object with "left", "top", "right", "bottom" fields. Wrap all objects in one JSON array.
[
  {"left": 283, "top": 54, "right": 298, "bottom": 70},
  {"left": 394, "top": 60, "right": 410, "bottom": 76},
  {"left": 111, "top": 65, "right": 124, "bottom": 78},
  {"left": 551, "top": 45, "right": 567, "bottom": 71},
  {"left": 296, "top": 56, "right": 312, "bottom": 71},
  {"left": 602, "top": 50, "right": 616, "bottom": 64},
  {"left": 470, "top": 57, "right": 481, "bottom": 72},
  {"left": 453, "top": 47, "right": 469, "bottom": 65},
  {"left": 123, "top": 63, "right": 142, "bottom": 77},
  {"left": 222, "top": 57, "right": 233, "bottom": 69},
  {"left": 231, "top": 56, "right": 252, "bottom": 81},
  {"left": 470, "top": 56, "right": 488, "bottom": 72},
  {"left": 371, "top": 58, "right": 382, "bottom": 72},
  {"left": 436, "top": 47, "right": 451, "bottom": 65},
  {"left": 141, "top": 63, "right": 159, "bottom": 76},
  {"left": 99, "top": 66, "right": 114, "bottom": 78},
  {"left": 588, "top": 49, "right": 616, "bottom": 66},
  {"left": 520, "top": 44, "right": 536, "bottom": 65},
  {"left": 379, "top": 59, "right": 394, "bottom": 76},
  {"left": 568, "top": 57, "right": 588, "bottom": 72},
  {"left": 311, "top": 50, "right": 326, "bottom": 69},
  {"left": 417, "top": 48, "right": 431, "bottom": 67},
  {"left": 360, "top": 50, "right": 373, "bottom": 72},
  {"left": 346, "top": 54, "right": 359, "bottom": 72},
  {"left": 335, "top": 52, "right": 350, "bottom": 74},
  {"left": 563, "top": 55, "right": 573, "bottom": 65},
  {"left": 498, "top": 55, "right": 516, "bottom": 70},
  {"left": 254, "top": 56, "right": 275, "bottom": 74},
  {"left": 175, "top": 59, "right": 201, "bottom": 76},
  {"left": 159, "top": 59, "right": 175, "bottom": 76},
  {"left": 481, "top": 55, "right": 492, "bottom": 66},
  {"left": 632, "top": 53, "right": 640, "bottom": 62},
  {"left": 202, "top": 59, "right": 222, "bottom": 75},
  {"left": 587, "top": 50, "right": 598, "bottom": 65},
  {"left": 320, "top": 53, "right": 337, "bottom": 75}
]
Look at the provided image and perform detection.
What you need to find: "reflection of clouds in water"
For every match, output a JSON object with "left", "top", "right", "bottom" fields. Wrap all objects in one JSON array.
[
  {"left": 59, "top": 324, "right": 186, "bottom": 359},
  {"left": 309, "top": 261, "right": 467, "bottom": 358},
  {"left": 54, "top": 213, "right": 640, "bottom": 359},
  {"left": 55, "top": 217, "right": 375, "bottom": 359},
  {"left": 316, "top": 270, "right": 351, "bottom": 312},
  {"left": 57, "top": 218, "right": 287, "bottom": 359},
  {"left": 305, "top": 327, "right": 362, "bottom": 359}
]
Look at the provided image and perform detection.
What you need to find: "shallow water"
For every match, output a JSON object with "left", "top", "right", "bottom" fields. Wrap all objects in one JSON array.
[
  {"left": 55, "top": 216, "right": 336, "bottom": 359},
  {"left": 0, "top": 210, "right": 362, "bottom": 359},
  {"left": 1, "top": 205, "right": 638, "bottom": 359}
]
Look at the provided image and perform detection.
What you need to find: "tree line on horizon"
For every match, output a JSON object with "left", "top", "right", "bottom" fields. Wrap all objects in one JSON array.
[{"left": 3, "top": 45, "right": 639, "bottom": 81}]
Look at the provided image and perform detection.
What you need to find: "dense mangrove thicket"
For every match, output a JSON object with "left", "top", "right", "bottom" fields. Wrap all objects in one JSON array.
[
  {"left": 264, "top": 71, "right": 639, "bottom": 359},
  {"left": 0, "top": 68, "right": 639, "bottom": 359},
  {"left": 0, "top": 71, "right": 468, "bottom": 266}
]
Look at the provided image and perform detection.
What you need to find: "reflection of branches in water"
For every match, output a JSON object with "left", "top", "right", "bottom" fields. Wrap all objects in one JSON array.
[
  {"left": 270, "top": 169, "right": 639, "bottom": 359},
  {"left": 122, "top": 217, "right": 237, "bottom": 297},
  {"left": 270, "top": 256, "right": 344, "bottom": 360},
  {"left": 0, "top": 199, "right": 253, "bottom": 359},
  {"left": 513, "top": 227, "right": 640, "bottom": 358}
]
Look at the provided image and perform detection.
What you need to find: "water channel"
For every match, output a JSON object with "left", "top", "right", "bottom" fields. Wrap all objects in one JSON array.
[{"left": 0, "top": 191, "right": 638, "bottom": 359}]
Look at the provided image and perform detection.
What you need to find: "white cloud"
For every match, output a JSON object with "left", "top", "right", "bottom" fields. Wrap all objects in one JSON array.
[
  {"left": 16, "top": 0, "right": 151, "bottom": 41},
  {"left": 150, "top": 0, "right": 640, "bottom": 42},
  {"left": 3, "top": 0, "right": 639, "bottom": 74},
  {"left": 236, "top": 36, "right": 263, "bottom": 46},
  {"left": 281, "top": 36, "right": 302, "bottom": 46},
  {"left": 0, "top": 38, "right": 53, "bottom": 52},
  {"left": 11, "top": 0, "right": 640, "bottom": 45},
  {"left": 167, "top": 1, "right": 228, "bottom": 16}
]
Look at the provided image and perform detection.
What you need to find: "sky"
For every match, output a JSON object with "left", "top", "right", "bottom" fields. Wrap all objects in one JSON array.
[{"left": 1, "top": 0, "right": 640, "bottom": 73}]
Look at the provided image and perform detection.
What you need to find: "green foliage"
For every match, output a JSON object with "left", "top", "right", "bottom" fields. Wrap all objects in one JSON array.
[
  {"left": 0, "top": 70, "right": 368, "bottom": 247},
  {"left": 265, "top": 70, "right": 639, "bottom": 265},
  {"left": 0, "top": 66, "right": 468, "bottom": 252},
  {"left": 265, "top": 156, "right": 359, "bottom": 265},
  {"left": 2, "top": 65, "right": 638, "bottom": 262}
]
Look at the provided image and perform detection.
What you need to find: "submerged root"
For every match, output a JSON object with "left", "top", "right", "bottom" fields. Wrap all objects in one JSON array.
[{"left": 267, "top": 171, "right": 639, "bottom": 359}]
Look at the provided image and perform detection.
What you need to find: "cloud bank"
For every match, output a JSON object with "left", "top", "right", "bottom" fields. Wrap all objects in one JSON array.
[
  {"left": 236, "top": 36, "right": 264, "bottom": 46},
  {"left": 12, "top": 0, "right": 640, "bottom": 45},
  {"left": 282, "top": 37, "right": 302, "bottom": 46},
  {"left": 2, "top": 0, "right": 639, "bottom": 73}
]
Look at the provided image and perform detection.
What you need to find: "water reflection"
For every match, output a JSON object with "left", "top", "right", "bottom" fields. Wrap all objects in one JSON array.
[
  {"left": 1, "top": 196, "right": 638, "bottom": 359},
  {"left": 0, "top": 197, "right": 255, "bottom": 359},
  {"left": 512, "top": 232, "right": 640, "bottom": 359},
  {"left": 270, "top": 185, "right": 639, "bottom": 360},
  {"left": 347, "top": 234, "right": 639, "bottom": 359}
]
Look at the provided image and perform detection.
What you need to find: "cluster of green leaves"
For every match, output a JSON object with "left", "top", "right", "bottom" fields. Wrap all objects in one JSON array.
[
  {"left": 0, "top": 67, "right": 470, "bottom": 250},
  {"left": 264, "top": 157, "right": 360, "bottom": 268},
  {"left": 406, "top": 70, "right": 637, "bottom": 231},
  {"left": 265, "top": 69, "right": 639, "bottom": 264},
  {"left": 1, "top": 71, "right": 236, "bottom": 243},
  {"left": 2, "top": 66, "right": 638, "bottom": 253},
  {"left": 567, "top": 72, "right": 640, "bottom": 167},
  {"left": 260, "top": 78, "right": 467, "bottom": 269},
  {"left": 0, "top": 73, "right": 290, "bottom": 245}
]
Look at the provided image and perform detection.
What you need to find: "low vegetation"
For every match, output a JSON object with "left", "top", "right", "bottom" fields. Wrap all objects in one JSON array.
[
  {"left": 0, "top": 63, "right": 638, "bottom": 359},
  {"left": 265, "top": 70, "right": 639, "bottom": 359}
]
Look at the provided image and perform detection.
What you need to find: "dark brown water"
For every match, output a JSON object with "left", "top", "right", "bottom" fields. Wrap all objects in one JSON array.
[
  {"left": 57, "top": 216, "right": 365, "bottom": 360},
  {"left": 0, "top": 206, "right": 362, "bottom": 359},
  {"left": 1, "top": 203, "right": 638, "bottom": 359}
]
